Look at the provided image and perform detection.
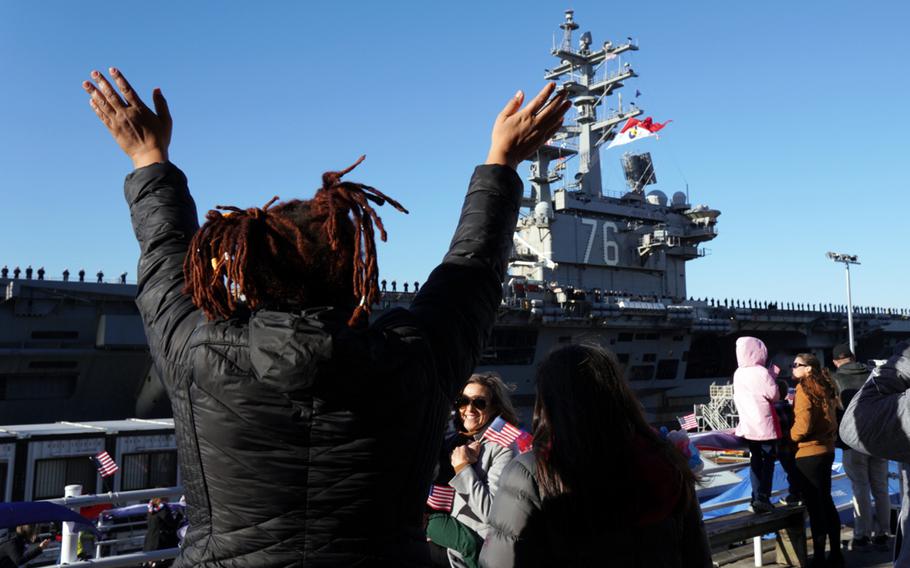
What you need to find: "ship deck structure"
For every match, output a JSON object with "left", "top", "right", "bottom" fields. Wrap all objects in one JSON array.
[{"left": 1, "top": 10, "right": 909, "bottom": 426}]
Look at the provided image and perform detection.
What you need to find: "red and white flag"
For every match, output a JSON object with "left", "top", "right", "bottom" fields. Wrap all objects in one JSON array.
[
  {"left": 607, "top": 116, "right": 671, "bottom": 148},
  {"left": 94, "top": 451, "right": 119, "bottom": 478},
  {"left": 426, "top": 484, "right": 456, "bottom": 512},
  {"left": 678, "top": 413, "right": 698, "bottom": 431}
]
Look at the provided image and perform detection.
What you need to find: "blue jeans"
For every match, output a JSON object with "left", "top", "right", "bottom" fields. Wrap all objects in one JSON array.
[{"left": 747, "top": 439, "right": 777, "bottom": 503}]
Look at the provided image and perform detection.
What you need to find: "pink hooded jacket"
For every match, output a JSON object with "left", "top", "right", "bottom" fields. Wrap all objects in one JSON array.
[{"left": 732, "top": 337, "right": 781, "bottom": 441}]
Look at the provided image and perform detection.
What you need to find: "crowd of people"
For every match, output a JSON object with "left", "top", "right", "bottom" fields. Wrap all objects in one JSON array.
[
  {"left": 1, "top": 63, "right": 905, "bottom": 568},
  {"left": 732, "top": 337, "right": 904, "bottom": 567},
  {"left": 0, "top": 265, "right": 128, "bottom": 284}
]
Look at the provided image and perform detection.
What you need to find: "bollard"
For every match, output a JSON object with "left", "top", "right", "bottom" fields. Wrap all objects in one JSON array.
[{"left": 60, "top": 484, "right": 82, "bottom": 564}]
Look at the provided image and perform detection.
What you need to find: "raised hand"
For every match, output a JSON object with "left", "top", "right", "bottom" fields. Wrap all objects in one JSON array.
[
  {"left": 486, "top": 83, "right": 571, "bottom": 170},
  {"left": 83, "top": 68, "right": 172, "bottom": 169}
]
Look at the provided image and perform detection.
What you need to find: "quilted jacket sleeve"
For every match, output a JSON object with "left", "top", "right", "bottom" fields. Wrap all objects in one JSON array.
[
  {"left": 840, "top": 343, "right": 910, "bottom": 461},
  {"left": 479, "top": 454, "right": 541, "bottom": 568},
  {"left": 407, "top": 165, "right": 523, "bottom": 400},
  {"left": 124, "top": 162, "right": 202, "bottom": 372}
]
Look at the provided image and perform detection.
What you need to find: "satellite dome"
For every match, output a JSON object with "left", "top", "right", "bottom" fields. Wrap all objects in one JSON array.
[
  {"left": 672, "top": 191, "right": 688, "bottom": 207},
  {"left": 534, "top": 201, "right": 551, "bottom": 223},
  {"left": 645, "top": 190, "right": 668, "bottom": 207}
]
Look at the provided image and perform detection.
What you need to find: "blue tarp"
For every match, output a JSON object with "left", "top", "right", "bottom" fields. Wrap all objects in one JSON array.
[
  {"left": 0, "top": 501, "right": 99, "bottom": 534},
  {"left": 701, "top": 448, "right": 902, "bottom": 525}
]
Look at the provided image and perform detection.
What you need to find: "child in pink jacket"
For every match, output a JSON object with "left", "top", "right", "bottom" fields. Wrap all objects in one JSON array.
[{"left": 732, "top": 336, "right": 781, "bottom": 513}]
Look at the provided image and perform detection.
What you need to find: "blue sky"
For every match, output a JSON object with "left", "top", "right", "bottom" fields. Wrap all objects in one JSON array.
[{"left": 1, "top": 1, "right": 907, "bottom": 308}]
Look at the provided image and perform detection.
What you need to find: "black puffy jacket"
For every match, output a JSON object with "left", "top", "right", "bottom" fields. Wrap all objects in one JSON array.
[{"left": 124, "top": 162, "right": 522, "bottom": 567}]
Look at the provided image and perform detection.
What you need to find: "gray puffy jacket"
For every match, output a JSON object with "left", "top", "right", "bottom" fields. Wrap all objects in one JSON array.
[
  {"left": 480, "top": 453, "right": 712, "bottom": 568},
  {"left": 840, "top": 343, "right": 910, "bottom": 461}
]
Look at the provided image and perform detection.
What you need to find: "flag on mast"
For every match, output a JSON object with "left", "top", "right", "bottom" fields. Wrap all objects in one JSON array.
[
  {"left": 93, "top": 451, "right": 119, "bottom": 478},
  {"left": 607, "top": 116, "right": 672, "bottom": 148}
]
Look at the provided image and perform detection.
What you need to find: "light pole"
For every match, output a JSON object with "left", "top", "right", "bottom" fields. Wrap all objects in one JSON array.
[{"left": 826, "top": 251, "right": 860, "bottom": 355}]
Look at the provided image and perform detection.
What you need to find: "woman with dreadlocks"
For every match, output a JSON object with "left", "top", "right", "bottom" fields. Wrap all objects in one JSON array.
[{"left": 84, "top": 68, "right": 569, "bottom": 568}]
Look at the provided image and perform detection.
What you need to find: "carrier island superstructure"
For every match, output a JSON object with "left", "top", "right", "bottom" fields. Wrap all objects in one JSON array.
[
  {"left": 1, "top": 10, "right": 909, "bottom": 425},
  {"left": 460, "top": 10, "right": 910, "bottom": 419}
]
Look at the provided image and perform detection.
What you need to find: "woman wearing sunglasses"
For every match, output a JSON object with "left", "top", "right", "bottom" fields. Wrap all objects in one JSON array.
[
  {"left": 427, "top": 373, "right": 520, "bottom": 568},
  {"left": 481, "top": 345, "right": 711, "bottom": 567},
  {"left": 790, "top": 354, "right": 844, "bottom": 567}
]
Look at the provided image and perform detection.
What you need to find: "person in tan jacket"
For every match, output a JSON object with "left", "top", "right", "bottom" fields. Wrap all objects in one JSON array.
[{"left": 790, "top": 353, "right": 843, "bottom": 567}]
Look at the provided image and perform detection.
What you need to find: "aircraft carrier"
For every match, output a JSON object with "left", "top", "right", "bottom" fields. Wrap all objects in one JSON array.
[{"left": 2, "top": 10, "right": 908, "bottom": 425}]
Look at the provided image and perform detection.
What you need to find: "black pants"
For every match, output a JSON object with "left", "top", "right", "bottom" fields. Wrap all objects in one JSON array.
[
  {"left": 778, "top": 444, "right": 801, "bottom": 498},
  {"left": 796, "top": 452, "right": 842, "bottom": 562},
  {"left": 747, "top": 440, "right": 776, "bottom": 503}
]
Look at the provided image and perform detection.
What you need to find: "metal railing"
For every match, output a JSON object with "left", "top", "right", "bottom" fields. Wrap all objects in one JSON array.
[
  {"left": 48, "top": 548, "right": 179, "bottom": 567},
  {"left": 38, "top": 485, "right": 184, "bottom": 567}
]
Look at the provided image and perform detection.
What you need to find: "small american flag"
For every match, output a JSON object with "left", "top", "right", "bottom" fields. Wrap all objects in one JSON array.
[
  {"left": 426, "top": 484, "right": 456, "bottom": 512},
  {"left": 94, "top": 451, "right": 119, "bottom": 478},
  {"left": 515, "top": 431, "right": 534, "bottom": 454},
  {"left": 483, "top": 416, "right": 527, "bottom": 449},
  {"left": 677, "top": 413, "right": 698, "bottom": 431}
]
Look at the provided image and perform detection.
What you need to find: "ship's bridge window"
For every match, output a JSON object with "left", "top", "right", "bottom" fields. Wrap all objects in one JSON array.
[
  {"left": 0, "top": 461, "right": 7, "bottom": 503},
  {"left": 635, "top": 333, "right": 659, "bottom": 341},
  {"left": 0, "top": 374, "right": 77, "bottom": 400},
  {"left": 616, "top": 353, "right": 630, "bottom": 365},
  {"left": 672, "top": 335, "right": 685, "bottom": 342},
  {"left": 656, "top": 359, "right": 680, "bottom": 380},
  {"left": 642, "top": 353, "right": 657, "bottom": 363},
  {"left": 30, "top": 331, "right": 79, "bottom": 340},
  {"left": 629, "top": 365, "right": 654, "bottom": 381},
  {"left": 122, "top": 451, "right": 178, "bottom": 491},
  {"left": 33, "top": 456, "right": 99, "bottom": 500},
  {"left": 617, "top": 333, "right": 633, "bottom": 342},
  {"left": 28, "top": 361, "right": 78, "bottom": 369},
  {"left": 480, "top": 328, "right": 538, "bottom": 366}
]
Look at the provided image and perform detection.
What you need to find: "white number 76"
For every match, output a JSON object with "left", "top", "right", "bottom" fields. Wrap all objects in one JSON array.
[{"left": 581, "top": 219, "right": 619, "bottom": 266}]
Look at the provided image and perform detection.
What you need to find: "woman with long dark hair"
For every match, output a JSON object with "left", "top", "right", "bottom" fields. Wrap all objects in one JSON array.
[
  {"left": 790, "top": 353, "right": 844, "bottom": 567},
  {"left": 480, "top": 344, "right": 712, "bottom": 567},
  {"left": 427, "top": 373, "right": 520, "bottom": 568},
  {"left": 83, "top": 67, "right": 569, "bottom": 567}
]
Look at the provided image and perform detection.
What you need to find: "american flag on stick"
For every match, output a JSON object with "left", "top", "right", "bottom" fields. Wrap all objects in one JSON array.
[
  {"left": 426, "top": 484, "right": 456, "bottom": 512},
  {"left": 677, "top": 413, "right": 698, "bottom": 432},
  {"left": 93, "top": 451, "right": 119, "bottom": 478},
  {"left": 483, "top": 416, "right": 533, "bottom": 453}
]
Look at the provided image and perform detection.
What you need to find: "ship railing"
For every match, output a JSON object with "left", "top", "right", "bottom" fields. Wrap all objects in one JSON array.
[{"left": 38, "top": 485, "right": 184, "bottom": 567}]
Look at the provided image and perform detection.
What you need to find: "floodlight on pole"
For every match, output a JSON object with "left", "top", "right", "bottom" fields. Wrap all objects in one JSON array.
[{"left": 826, "top": 251, "right": 860, "bottom": 355}]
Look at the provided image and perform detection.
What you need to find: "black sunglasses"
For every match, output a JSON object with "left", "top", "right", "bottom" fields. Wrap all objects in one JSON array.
[
  {"left": 455, "top": 396, "right": 488, "bottom": 411},
  {"left": 791, "top": 362, "right": 810, "bottom": 369}
]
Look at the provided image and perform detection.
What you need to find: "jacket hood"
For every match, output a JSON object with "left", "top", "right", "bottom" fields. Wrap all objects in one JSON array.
[
  {"left": 736, "top": 336, "right": 768, "bottom": 368},
  {"left": 248, "top": 307, "right": 343, "bottom": 394},
  {"left": 834, "top": 361, "right": 869, "bottom": 392}
]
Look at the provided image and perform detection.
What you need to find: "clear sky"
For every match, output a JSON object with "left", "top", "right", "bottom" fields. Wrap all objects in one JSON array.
[{"left": 1, "top": 1, "right": 907, "bottom": 309}]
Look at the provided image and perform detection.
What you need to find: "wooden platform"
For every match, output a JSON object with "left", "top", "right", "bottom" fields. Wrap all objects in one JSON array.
[{"left": 706, "top": 506, "right": 808, "bottom": 567}]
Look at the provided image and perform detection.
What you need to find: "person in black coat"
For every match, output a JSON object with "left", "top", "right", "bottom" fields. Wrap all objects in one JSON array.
[
  {"left": 143, "top": 499, "right": 179, "bottom": 568},
  {"left": 83, "top": 67, "right": 568, "bottom": 568},
  {"left": 0, "top": 525, "right": 50, "bottom": 568}
]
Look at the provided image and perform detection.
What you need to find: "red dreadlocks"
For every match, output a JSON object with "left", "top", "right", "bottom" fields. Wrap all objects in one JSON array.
[{"left": 183, "top": 156, "right": 407, "bottom": 326}]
